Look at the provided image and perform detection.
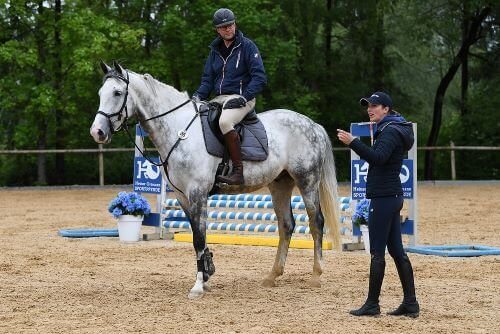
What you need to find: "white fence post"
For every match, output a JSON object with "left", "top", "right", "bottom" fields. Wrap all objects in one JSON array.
[{"left": 98, "top": 144, "right": 104, "bottom": 186}]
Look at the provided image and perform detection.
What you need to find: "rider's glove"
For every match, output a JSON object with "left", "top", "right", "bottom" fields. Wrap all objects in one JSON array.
[
  {"left": 192, "top": 94, "right": 202, "bottom": 103},
  {"left": 224, "top": 96, "right": 247, "bottom": 109}
]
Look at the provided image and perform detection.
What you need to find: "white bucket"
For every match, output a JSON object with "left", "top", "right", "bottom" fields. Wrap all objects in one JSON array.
[
  {"left": 117, "top": 215, "right": 143, "bottom": 242},
  {"left": 360, "top": 225, "right": 370, "bottom": 254}
]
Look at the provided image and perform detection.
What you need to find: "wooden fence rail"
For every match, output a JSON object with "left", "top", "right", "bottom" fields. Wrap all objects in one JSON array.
[{"left": 0, "top": 145, "right": 498, "bottom": 184}]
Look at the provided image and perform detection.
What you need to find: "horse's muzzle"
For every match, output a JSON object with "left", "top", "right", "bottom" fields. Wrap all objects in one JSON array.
[{"left": 90, "top": 126, "right": 110, "bottom": 144}]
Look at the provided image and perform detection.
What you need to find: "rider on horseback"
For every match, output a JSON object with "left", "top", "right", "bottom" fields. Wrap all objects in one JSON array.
[{"left": 193, "top": 8, "right": 267, "bottom": 185}]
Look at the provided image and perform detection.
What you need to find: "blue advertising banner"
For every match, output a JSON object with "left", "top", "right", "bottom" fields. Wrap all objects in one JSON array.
[
  {"left": 351, "top": 160, "right": 370, "bottom": 199},
  {"left": 400, "top": 159, "right": 413, "bottom": 199},
  {"left": 133, "top": 157, "right": 162, "bottom": 194},
  {"left": 350, "top": 122, "right": 377, "bottom": 137},
  {"left": 351, "top": 159, "right": 413, "bottom": 199}
]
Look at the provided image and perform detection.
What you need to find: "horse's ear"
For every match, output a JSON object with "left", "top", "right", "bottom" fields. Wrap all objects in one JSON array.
[
  {"left": 100, "top": 60, "right": 112, "bottom": 74},
  {"left": 113, "top": 60, "right": 124, "bottom": 75}
]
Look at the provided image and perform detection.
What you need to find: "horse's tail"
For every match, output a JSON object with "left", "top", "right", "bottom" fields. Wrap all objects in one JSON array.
[{"left": 318, "top": 126, "right": 342, "bottom": 251}]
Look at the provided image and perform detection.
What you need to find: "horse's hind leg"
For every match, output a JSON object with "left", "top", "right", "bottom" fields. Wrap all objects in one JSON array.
[
  {"left": 296, "top": 176, "right": 324, "bottom": 288},
  {"left": 262, "top": 172, "right": 296, "bottom": 287}
]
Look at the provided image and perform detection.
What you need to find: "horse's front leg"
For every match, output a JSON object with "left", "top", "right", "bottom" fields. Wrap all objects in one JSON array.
[{"left": 182, "top": 192, "right": 214, "bottom": 299}]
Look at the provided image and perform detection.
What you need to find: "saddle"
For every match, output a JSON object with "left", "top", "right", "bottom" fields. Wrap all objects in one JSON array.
[{"left": 199, "top": 102, "right": 269, "bottom": 161}]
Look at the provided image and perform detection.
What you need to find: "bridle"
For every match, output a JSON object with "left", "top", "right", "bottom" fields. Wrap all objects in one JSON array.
[
  {"left": 96, "top": 70, "right": 131, "bottom": 133},
  {"left": 95, "top": 69, "right": 202, "bottom": 195}
]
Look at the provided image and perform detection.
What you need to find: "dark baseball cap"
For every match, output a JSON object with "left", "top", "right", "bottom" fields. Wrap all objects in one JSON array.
[{"left": 360, "top": 92, "right": 393, "bottom": 109}]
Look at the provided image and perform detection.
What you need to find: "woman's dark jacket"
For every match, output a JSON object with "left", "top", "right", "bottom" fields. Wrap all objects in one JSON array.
[{"left": 349, "top": 114, "right": 414, "bottom": 198}]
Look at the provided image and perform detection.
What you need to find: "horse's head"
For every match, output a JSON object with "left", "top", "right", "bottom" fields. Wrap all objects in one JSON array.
[{"left": 90, "top": 60, "right": 134, "bottom": 144}]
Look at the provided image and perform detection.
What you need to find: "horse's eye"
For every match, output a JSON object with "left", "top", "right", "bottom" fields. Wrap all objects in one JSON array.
[{"left": 114, "top": 91, "right": 122, "bottom": 96}]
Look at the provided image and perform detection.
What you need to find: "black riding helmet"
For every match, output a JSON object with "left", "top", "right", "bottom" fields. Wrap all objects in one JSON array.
[{"left": 213, "top": 8, "right": 235, "bottom": 27}]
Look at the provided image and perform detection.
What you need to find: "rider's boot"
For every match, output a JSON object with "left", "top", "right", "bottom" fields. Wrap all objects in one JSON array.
[
  {"left": 350, "top": 255, "right": 385, "bottom": 317},
  {"left": 387, "top": 254, "right": 420, "bottom": 318},
  {"left": 216, "top": 130, "right": 244, "bottom": 185}
]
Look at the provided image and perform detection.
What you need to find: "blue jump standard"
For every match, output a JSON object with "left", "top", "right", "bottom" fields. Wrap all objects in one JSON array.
[
  {"left": 58, "top": 228, "right": 119, "bottom": 238},
  {"left": 405, "top": 245, "right": 500, "bottom": 257}
]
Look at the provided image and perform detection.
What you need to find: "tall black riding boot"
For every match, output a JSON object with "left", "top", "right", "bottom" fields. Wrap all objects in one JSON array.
[
  {"left": 388, "top": 254, "right": 420, "bottom": 318},
  {"left": 350, "top": 255, "right": 385, "bottom": 316},
  {"left": 216, "top": 130, "right": 244, "bottom": 185}
]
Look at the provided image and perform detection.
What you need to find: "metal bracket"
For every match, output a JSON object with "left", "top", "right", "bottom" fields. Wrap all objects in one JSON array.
[{"left": 178, "top": 129, "right": 188, "bottom": 140}]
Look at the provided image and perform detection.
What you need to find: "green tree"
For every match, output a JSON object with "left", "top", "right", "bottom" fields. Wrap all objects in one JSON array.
[{"left": 0, "top": 0, "right": 499, "bottom": 185}]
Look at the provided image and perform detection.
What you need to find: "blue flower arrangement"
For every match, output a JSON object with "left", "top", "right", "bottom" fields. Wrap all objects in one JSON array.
[
  {"left": 352, "top": 198, "right": 370, "bottom": 226},
  {"left": 108, "top": 192, "right": 151, "bottom": 218}
]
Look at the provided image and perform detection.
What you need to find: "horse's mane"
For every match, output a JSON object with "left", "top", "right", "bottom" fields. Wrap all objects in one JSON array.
[
  {"left": 102, "top": 68, "right": 189, "bottom": 102},
  {"left": 136, "top": 71, "right": 189, "bottom": 100}
]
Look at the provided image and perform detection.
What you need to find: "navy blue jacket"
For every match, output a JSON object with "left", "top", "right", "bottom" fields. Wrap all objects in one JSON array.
[
  {"left": 349, "top": 114, "right": 414, "bottom": 198},
  {"left": 194, "top": 30, "right": 267, "bottom": 102}
]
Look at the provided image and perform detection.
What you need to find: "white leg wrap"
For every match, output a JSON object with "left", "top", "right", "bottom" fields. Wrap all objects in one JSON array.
[{"left": 188, "top": 272, "right": 205, "bottom": 299}]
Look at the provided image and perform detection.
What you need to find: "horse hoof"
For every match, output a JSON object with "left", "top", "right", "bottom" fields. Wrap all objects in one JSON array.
[
  {"left": 309, "top": 278, "right": 321, "bottom": 288},
  {"left": 188, "top": 289, "right": 204, "bottom": 299},
  {"left": 262, "top": 277, "right": 276, "bottom": 287}
]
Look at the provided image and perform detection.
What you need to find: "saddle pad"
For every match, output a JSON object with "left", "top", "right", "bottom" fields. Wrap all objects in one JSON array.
[{"left": 200, "top": 112, "right": 269, "bottom": 161}]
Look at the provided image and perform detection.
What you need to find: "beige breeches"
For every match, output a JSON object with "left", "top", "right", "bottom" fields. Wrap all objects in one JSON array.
[{"left": 210, "top": 94, "right": 256, "bottom": 135}]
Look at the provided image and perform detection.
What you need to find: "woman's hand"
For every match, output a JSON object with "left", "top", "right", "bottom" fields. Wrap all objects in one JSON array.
[{"left": 337, "top": 129, "right": 355, "bottom": 145}]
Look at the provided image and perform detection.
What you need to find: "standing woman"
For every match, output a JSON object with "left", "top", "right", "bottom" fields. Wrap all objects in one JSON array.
[{"left": 337, "top": 92, "right": 420, "bottom": 318}]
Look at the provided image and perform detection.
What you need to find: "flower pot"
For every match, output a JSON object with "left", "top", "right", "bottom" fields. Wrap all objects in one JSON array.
[
  {"left": 360, "top": 224, "right": 370, "bottom": 254},
  {"left": 117, "top": 215, "right": 143, "bottom": 242}
]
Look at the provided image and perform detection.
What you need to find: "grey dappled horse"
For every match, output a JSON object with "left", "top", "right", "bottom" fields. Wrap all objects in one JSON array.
[{"left": 90, "top": 61, "right": 341, "bottom": 299}]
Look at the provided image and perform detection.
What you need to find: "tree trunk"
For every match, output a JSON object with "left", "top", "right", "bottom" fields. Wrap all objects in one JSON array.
[
  {"left": 321, "top": 0, "right": 334, "bottom": 110},
  {"left": 461, "top": 2, "right": 470, "bottom": 116},
  {"left": 143, "top": 0, "right": 152, "bottom": 58},
  {"left": 54, "top": 0, "right": 65, "bottom": 184},
  {"left": 325, "top": 0, "right": 333, "bottom": 75},
  {"left": 37, "top": 121, "right": 48, "bottom": 185},
  {"left": 116, "top": 0, "right": 125, "bottom": 17},
  {"left": 35, "top": 0, "right": 48, "bottom": 185},
  {"left": 424, "top": 57, "right": 462, "bottom": 180},
  {"left": 461, "top": 47, "right": 469, "bottom": 116},
  {"left": 372, "top": 1, "right": 385, "bottom": 90},
  {"left": 424, "top": 6, "right": 491, "bottom": 179}
]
